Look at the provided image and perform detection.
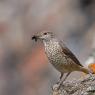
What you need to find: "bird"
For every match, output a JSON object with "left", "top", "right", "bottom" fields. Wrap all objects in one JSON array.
[{"left": 32, "top": 31, "right": 91, "bottom": 83}]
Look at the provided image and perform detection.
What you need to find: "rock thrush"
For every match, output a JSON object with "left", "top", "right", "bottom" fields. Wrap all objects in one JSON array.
[{"left": 32, "top": 31, "right": 90, "bottom": 82}]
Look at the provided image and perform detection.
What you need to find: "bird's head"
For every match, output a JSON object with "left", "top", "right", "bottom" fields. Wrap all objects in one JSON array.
[{"left": 32, "top": 31, "right": 54, "bottom": 42}]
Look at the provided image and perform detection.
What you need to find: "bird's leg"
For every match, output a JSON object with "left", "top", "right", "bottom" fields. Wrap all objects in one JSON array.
[
  {"left": 57, "top": 72, "right": 71, "bottom": 90},
  {"left": 57, "top": 73, "right": 64, "bottom": 84},
  {"left": 62, "top": 72, "right": 71, "bottom": 83},
  {"left": 60, "top": 73, "right": 64, "bottom": 80}
]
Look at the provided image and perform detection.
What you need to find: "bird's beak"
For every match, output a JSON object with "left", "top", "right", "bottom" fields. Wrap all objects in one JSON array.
[{"left": 32, "top": 35, "right": 39, "bottom": 42}]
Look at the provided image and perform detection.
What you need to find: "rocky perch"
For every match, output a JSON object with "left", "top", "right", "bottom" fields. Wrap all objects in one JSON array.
[{"left": 51, "top": 74, "right": 95, "bottom": 95}]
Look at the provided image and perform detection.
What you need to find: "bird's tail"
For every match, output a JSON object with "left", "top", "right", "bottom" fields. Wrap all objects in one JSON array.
[{"left": 80, "top": 67, "right": 92, "bottom": 74}]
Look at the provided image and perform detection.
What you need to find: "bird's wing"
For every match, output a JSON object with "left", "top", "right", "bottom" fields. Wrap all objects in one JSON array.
[{"left": 59, "top": 41, "right": 83, "bottom": 67}]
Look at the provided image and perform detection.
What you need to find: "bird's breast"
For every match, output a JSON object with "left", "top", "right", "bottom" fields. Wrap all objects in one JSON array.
[{"left": 44, "top": 40, "right": 68, "bottom": 72}]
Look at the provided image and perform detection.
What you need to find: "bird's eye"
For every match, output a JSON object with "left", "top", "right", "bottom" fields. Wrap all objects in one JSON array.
[{"left": 44, "top": 33, "right": 47, "bottom": 35}]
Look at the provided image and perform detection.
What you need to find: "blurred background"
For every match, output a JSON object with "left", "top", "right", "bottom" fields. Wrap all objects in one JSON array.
[{"left": 0, "top": 0, "right": 95, "bottom": 95}]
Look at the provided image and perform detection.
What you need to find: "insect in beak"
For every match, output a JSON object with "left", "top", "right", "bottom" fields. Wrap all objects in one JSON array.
[{"left": 32, "top": 35, "right": 38, "bottom": 42}]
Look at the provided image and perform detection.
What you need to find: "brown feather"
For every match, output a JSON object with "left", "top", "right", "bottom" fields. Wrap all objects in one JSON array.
[{"left": 60, "top": 42, "right": 83, "bottom": 67}]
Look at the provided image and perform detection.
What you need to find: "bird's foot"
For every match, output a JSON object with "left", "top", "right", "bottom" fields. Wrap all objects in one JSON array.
[
  {"left": 52, "top": 84, "right": 62, "bottom": 95},
  {"left": 56, "top": 80, "right": 64, "bottom": 90}
]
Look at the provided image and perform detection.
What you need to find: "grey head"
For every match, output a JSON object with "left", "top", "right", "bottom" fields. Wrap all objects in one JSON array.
[{"left": 32, "top": 31, "right": 55, "bottom": 42}]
